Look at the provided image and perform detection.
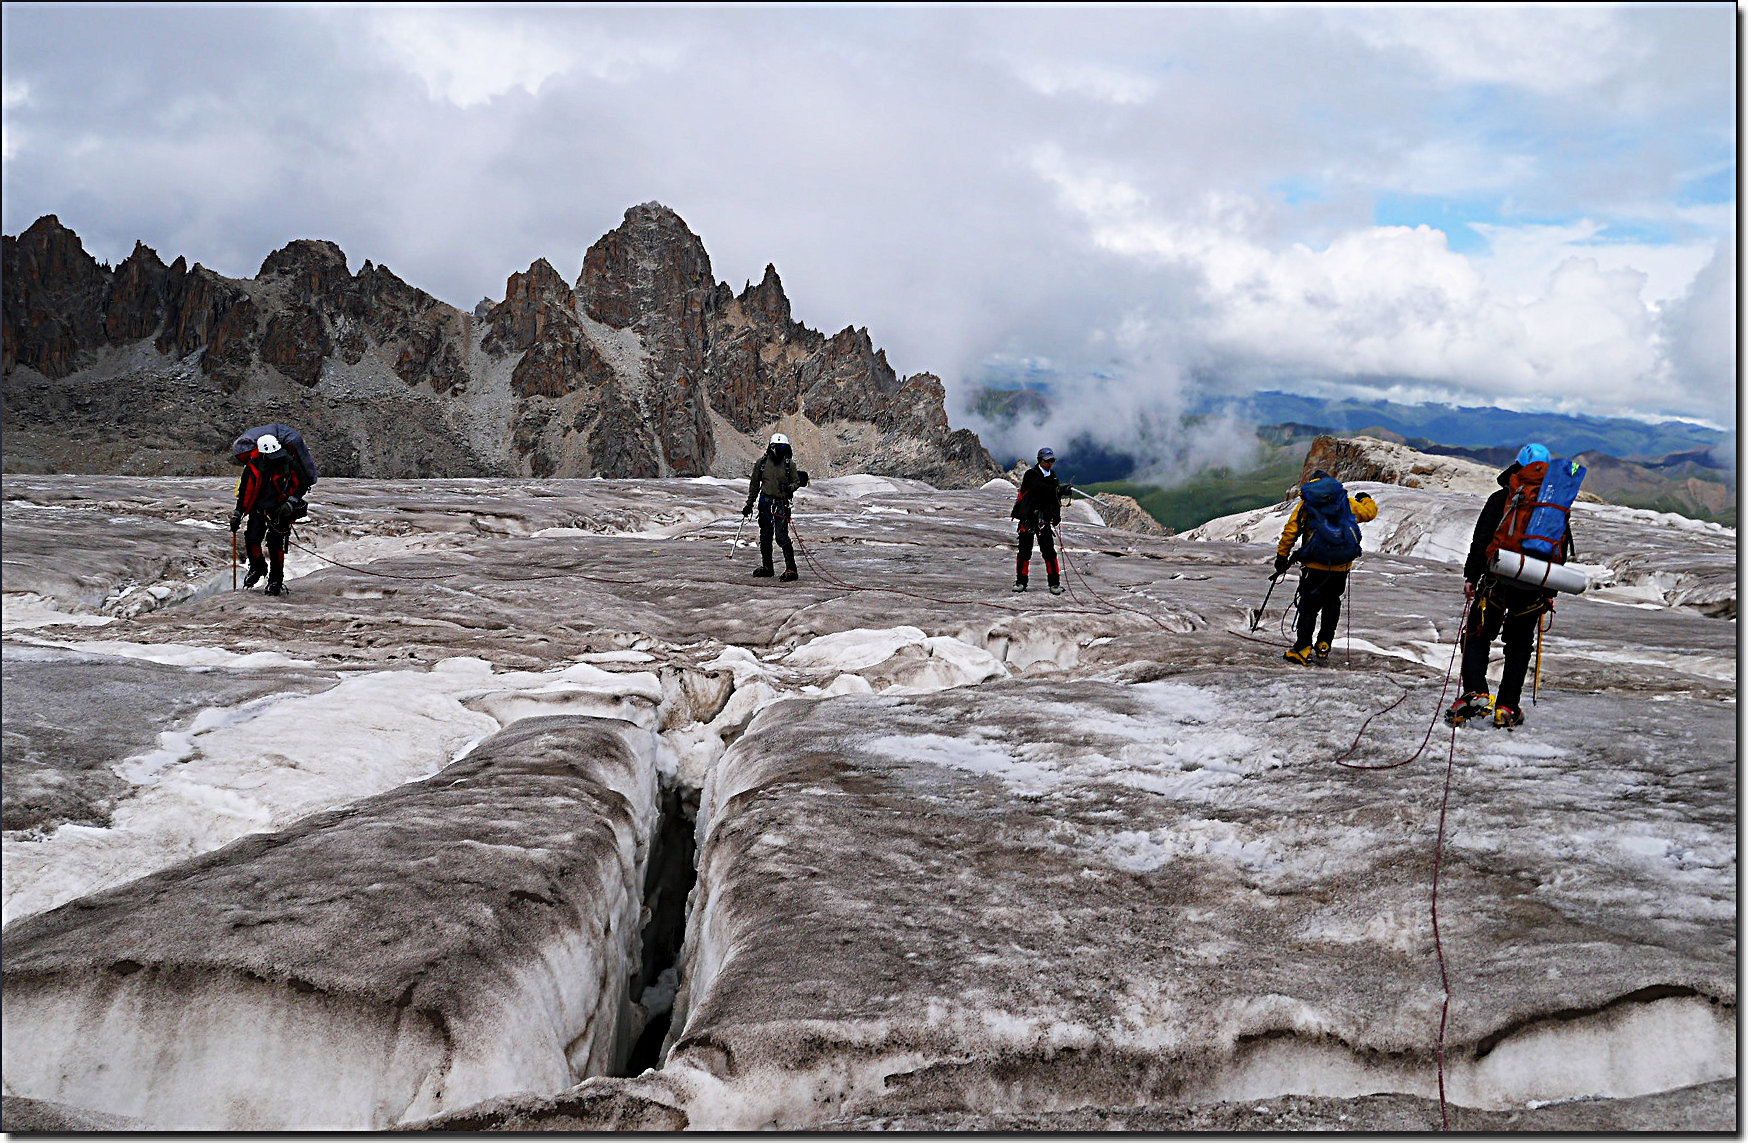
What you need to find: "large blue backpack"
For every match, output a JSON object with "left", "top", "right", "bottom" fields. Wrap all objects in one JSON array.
[
  {"left": 1521, "top": 458, "right": 1586, "bottom": 560},
  {"left": 1296, "top": 476, "right": 1363, "bottom": 565}
]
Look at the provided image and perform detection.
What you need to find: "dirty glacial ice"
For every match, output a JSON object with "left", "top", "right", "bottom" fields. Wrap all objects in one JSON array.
[{"left": 0, "top": 473, "right": 1734, "bottom": 1130}]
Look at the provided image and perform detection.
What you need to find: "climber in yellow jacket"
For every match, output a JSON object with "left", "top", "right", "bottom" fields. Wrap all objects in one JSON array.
[{"left": 1273, "top": 470, "right": 1378, "bottom": 664}]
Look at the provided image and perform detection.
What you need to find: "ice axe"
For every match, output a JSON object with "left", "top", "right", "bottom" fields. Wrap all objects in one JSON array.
[
  {"left": 726, "top": 512, "right": 748, "bottom": 559},
  {"left": 1248, "top": 571, "right": 1284, "bottom": 632}
]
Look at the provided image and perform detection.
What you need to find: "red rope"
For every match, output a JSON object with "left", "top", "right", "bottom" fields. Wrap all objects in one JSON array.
[
  {"left": 1051, "top": 523, "right": 1185, "bottom": 634},
  {"left": 1430, "top": 721, "right": 1459, "bottom": 1130},
  {"left": 1323, "top": 594, "right": 1472, "bottom": 1130},
  {"left": 1332, "top": 595, "right": 1470, "bottom": 771}
]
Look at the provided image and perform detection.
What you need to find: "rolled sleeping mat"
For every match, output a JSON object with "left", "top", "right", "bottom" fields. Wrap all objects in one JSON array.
[{"left": 1489, "top": 549, "right": 1588, "bottom": 594}]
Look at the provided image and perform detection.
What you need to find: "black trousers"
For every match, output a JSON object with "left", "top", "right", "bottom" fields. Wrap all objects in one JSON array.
[
  {"left": 1295, "top": 567, "right": 1348, "bottom": 650},
  {"left": 1460, "top": 583, "right": 1548, "bottom": 710},
  {"left": 244, "top": 509, "right": 288, "bottom": 585},
  {"left": 1016, "top": 521, "right": 1058, "bottom": 586},
  {"left": 758, "top": 495, "right": 794, "bottom": 571}
]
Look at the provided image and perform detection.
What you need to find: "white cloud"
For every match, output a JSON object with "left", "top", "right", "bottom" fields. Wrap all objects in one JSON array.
[
  {"left": 0, "top": 4, "right": 1733, "bottom": 449},
  {"left": 1470, "top": 221, "right": 1719, "bottom": 306},
  {"left": 1009, "top": 58, "right": 1157, "bottom": 104},
  {"left": 1033, "top": 150, "right": 1731, "bottom": 424},
  {"left": 1337, "top": 4, "right": 1644, "bottom": 97},
  {"left": 365, "top": 10, "right": 680, "bottom": 108},
  {"left": 2, "top": 79, "right": 29, "bottom": 161},
  {"left": 1656, "top": 243, "right": 1737, "bottom": 423}
]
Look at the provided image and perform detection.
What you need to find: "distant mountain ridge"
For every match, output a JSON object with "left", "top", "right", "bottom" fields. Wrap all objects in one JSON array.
[
  {"left": 1226, "top": 391, "right": 1728, "bottom": 463},
  {"left": 1, "top": 208, "right": 999, "bottom": 486}
]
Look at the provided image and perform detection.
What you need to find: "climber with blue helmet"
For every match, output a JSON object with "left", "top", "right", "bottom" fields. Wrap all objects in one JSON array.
[{"left": 1446, "top": 442, "right": 1578, "bottom": 728}]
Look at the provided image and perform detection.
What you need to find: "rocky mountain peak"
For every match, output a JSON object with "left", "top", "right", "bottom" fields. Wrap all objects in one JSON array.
[
  {"left": 577, "top": 202, "right": 713, "bottom": 333},
  {"left": 483, "top": 258, "right": 578, "bottom": 355},
  {"left": 740, "top": 263, "right": 791, "bottom": 327},
  {"left": 258, "top": 239, "right": 349, "bottom": 281},
  {"left": 3, "top": 209, "right": 999, "bottom": 488}
]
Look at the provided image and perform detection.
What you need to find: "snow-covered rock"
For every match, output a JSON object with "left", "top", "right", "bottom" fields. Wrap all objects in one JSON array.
[{"left": 1, "top": 716, "right": 660, "bottom": 1129}]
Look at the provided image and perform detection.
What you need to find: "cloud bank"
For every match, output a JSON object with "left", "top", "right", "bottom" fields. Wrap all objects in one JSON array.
[{"left": 1, "top": 4, "right": 1734, "bottom": 476}]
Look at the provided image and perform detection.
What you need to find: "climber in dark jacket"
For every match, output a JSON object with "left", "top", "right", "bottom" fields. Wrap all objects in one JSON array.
[
  {"left": 1011, "top": 447, "right": 1068, "bottom": 594},
  {"left": 229, "top": 433, "right": 309, "bottom": 596},
  {"left": 1448, "top": 444, "right": 1577, "bottom": 728},
  {"left": 741, "top": 432, "right": 809, "bottom": 581}
]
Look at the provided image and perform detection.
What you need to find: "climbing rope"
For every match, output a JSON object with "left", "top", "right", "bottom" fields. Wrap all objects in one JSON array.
[
  {"left": 786, "top": 515, "right": 1113, "bottom": 619},
  {"left": 1429, "top": 721, "right": 1460, "bottom": 1131},
  {"left": 284, "top": 530, "right": 462, "bottom": 581},
  {"left": 1322, "top": 592, "right": 1473, "bottom": 1132},
  {"left": 1331, "top": 595, "right": 1469, "bottom": 771},
  {"left": 1051, "top": 522, "right": 1195, "bottom": 635}
]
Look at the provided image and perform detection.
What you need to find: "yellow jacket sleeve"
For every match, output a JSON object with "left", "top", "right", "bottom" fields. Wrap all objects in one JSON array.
[
  {"left": 1277, "top": 503, "right": 1303, "bottom": 559},
  {"left": 1350, "top": 494, "right": 1378, "bottom": 524}
]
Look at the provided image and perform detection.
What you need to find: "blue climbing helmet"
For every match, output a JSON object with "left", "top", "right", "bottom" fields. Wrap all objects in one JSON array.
[{"left": 1516, "top": 442, "right": 1550, "bottom": 467}]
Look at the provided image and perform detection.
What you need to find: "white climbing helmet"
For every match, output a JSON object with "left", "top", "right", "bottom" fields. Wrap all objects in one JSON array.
[
  {"left": 256, "top": 434, "right": 283, "bottom": 456},
  {"left": 769, "top": 432, "right": 790, "bottom": 447}
]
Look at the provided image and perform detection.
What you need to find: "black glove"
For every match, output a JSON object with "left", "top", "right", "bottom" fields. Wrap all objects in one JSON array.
[
  {"left": 1354, "top": 492, "right": 1373, "bottom": 503},
  {"left": 741, "top": 503, "right": 754, "bottom": 517},
  {"left": 1059, "top": 483, "right": 1074, "bottom": 498},
  {"left": 796, "top": 470, "right": 810, "bottom": 488},
  {"left": 229, "top": 511, "right": 242, "bottom": 533},
  {"left": 1272, "top": 554, "right": 1289, "bottom": 576}
]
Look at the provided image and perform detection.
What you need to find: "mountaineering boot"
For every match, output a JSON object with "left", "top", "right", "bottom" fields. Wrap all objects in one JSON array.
[
  {"left": 1012, "top": 581, "right": 1027, "bottom": 593},
  {"left": 1283, "top": 646, "right": 1314, "bottom": 665},
  {"left": 1445, "top": 691, "right": 1492, "bottom": 726},
  {"left": 1492, "top": 705, "right": 1524, "bottom": 729},
  {"left": 779, "top": 569, "right": 798, "bottom": 582},
  {"left": 244, "top": 562, "right": 267, "bottom": 589},
  {"left": 751, "top": 566, "right": 774, "bottom": 578},
  {"left": 1314, "top": 641, "right": 1332, "bottom": 665},
  {"left": 264, "top": 579, "right": 285, "bottom": 597},
  {"left": 1049, "top": 584, "right": 1065, "bottom": 595}
]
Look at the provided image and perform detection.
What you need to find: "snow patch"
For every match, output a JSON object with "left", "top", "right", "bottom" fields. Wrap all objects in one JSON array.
[{"left": 2, "top": 593, "right": 118, "bottom": 632}]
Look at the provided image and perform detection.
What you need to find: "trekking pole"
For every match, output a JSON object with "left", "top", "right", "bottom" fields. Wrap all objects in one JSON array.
[
  {"left": 727, "top": 513, "right": 748, "bottom": 559},
  {"left": 1249, "top": 572, "right": 1282, "bottom": 632},
  {"left": 1345, "top": 574, "right": 1353, "bottom": 666},
  {"left": 231, "top": 531, "right": 238, "bottom": 591},
  {"left": 1531, "top": 608, "right": 1550, "bottom": 704}
]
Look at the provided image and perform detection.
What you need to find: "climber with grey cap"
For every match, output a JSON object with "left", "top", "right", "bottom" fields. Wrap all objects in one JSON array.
[
  {"left": 741, "top": 432, "right": 809, "bottom": 581},
  {"left": 229, "top": 430, "right": 312, "bottom": 596},
  {"left": 1010, "top": 447, "right": 1070, "bottom": 594}
]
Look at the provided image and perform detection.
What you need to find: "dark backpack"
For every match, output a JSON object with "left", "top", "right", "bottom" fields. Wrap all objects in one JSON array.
[
  {"left": 1296, "top": 476, "right": 1362, "bottom": 565},
  {"left": 234, "top": 424, "right": 319, "bottom": 488}
]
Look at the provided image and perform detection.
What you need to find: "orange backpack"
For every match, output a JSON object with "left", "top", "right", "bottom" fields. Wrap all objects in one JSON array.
[{"left": 1485, "top": 461, "right": 1560, "bottom": 565}]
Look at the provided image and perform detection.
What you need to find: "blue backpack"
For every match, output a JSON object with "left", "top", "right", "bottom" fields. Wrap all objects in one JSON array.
[
  {"left": 1296, "top": 476, "right": 1362, "bottom": 565},
  {"left": 1522, "top": 459, "right": 1586, "bottom": 560}
]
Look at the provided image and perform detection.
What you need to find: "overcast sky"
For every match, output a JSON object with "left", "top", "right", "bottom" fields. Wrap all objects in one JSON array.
[{"left": 2, "top": 4, "right": 1736, "bottom": 457}]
